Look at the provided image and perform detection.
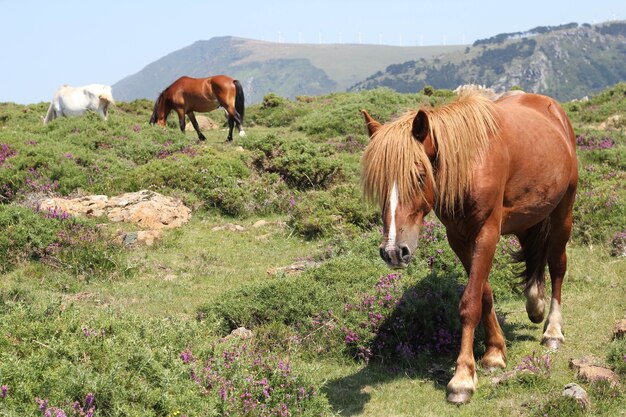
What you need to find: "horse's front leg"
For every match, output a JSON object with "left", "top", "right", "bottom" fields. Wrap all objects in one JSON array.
[
  {"left": 175, "top": 109, "right": 186, "bottom": 134},
  {"left": 447, "top": 223, "right": 500, "bottom": 404},
  {"left": 187, "top": 112, "right": 206, "bottom": 141}
]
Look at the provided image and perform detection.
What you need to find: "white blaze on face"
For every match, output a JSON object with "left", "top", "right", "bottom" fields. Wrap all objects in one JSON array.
[{"left": 386, "top": 182, "right": 399, "bottom": 251}]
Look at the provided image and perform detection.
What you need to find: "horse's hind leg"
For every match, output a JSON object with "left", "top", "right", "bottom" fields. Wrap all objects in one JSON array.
[
  {"left": 227, "top": 116, "right": 235, "bottom": 142},
  {"left": 224, "top": 105, "right": 244, "bottom": 139},
  {"left": 187, "top": 112, "right": 206, "bottom": 141},
  {"left": 542, "top": 195, "right": 575, "bottom": 349}
]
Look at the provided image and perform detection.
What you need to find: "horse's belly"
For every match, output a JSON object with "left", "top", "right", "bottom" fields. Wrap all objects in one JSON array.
[{"left": 500, "top": 188, "right": 564, "bottom": 234}]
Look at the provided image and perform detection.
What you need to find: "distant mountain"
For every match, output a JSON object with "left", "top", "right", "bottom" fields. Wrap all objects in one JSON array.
[
  {"left": 350, "top": 21, "right": 626, "bottom": 101},
  {"left": 112, "top": 37, "right": 464, "bottom": 103}
]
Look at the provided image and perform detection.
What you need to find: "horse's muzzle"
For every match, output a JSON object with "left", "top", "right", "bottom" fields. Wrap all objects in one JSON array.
[{"left": 380, "top": 245, "right": 412, "bottom": 269}]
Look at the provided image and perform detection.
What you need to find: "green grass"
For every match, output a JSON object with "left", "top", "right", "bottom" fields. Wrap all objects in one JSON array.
[{"left": 1, "top": 85, "right": 625, "bottom": 416}]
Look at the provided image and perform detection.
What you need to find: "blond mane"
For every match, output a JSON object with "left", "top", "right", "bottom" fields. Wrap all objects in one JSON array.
[{"left": 361, "top": 91, "right": 500, "bottom": 214}]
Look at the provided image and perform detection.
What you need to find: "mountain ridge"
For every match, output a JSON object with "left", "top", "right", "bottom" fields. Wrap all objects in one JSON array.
[
  {"left": 112, "top": 37, "right": 464, "bottom": 103},
  {"left": 350, "top": 21, "right": 626, "bottom": 101}
]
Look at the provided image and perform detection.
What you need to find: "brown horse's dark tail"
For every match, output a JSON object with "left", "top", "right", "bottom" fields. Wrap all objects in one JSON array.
[
  {"left": 234, "top": 80, "right": 245, "bottom": 126},
  {"left": 150, "top": 90, "right": 166, "bottom": 125},
  {"left": 513, "top": 217, "right": 551, "bottom": 321}
]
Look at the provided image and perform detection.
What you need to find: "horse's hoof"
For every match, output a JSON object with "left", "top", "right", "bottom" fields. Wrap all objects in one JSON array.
[
  {"left": 239, "top": 130, "right": 246, "bottom": 137},
  {"left": 541, "top": 337, "right": 562, "bottom": 350},
  {"left": 198, "top": 136, "right": 206, "bottom": 141},
  {"left": 446, "top": 389, "right": 473, "bottom": 404},
  {"left": 481, "top": 350, "right": 506, "bottom": 371}
]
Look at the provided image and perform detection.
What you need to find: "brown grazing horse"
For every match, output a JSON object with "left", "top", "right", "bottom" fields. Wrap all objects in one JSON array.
[
  {"left": 149, "top": 75, "right": 245, "bottom": 141},
  {"left": 361, "top": 91, "right": 578, "bottom": 404}
]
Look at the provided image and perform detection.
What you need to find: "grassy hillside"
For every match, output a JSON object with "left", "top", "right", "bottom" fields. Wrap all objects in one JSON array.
[
  {"left": 351, "top": 21, "right": 626, "bottom": 101},
  {"left": 0, "top": 85, "right": 624, "bottom": 416},
  {"left": 112, "top": 36, "right": 464, "bottom": 103}
]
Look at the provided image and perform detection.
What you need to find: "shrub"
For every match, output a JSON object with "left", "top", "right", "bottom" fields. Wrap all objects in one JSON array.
[
  {"left": 606, "top": 338, "right": 626, "bottom": 376},
  {"left": 180, "top": 341, "right": 329, "bottom": 416},
  {"left": 251, "top": 93, "right": 310, "bottom": 128},
  {"left": 0, "top": 204, "right": 128, "bottom": 280},
  {"left": 288, "top": 184, "right": 378, "bottom": 239},
  {"left": 311, "top": 272, "right": 463, "bottom": 363},
  {"left": 197, "top": 276, "right": 335, "bottom": 333},
  {"left": 244, "top": 134, "right": 341, "bottom": 190}
]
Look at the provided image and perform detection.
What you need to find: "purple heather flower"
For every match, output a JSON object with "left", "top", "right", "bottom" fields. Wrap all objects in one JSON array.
[
  {"left": 0, "top": 385, "right": 7, "bottom": 398},
  {"left": 84, "top": 393, "right": 94, "bottom": 408},
  {"left": 180, "top": 349, "right": 194, "bottom": 364}
]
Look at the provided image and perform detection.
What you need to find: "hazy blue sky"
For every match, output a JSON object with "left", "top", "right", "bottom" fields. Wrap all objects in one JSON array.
[{"left": 1, "top": 0, "right": 625, "bottom": 103}]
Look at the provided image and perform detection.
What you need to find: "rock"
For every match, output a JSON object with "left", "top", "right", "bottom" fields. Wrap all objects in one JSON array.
[
  {"left": 221, "top": 327, "right": 254, "bottom": 342},
  {"left": 40, "top": 190, "right": 191, "bottom": 230},
  {"left": 267, "top": 260, "right": 318, "bottom": 276},
  {"left": 252, "top": 220, "right": 269, "bottom": 228},
  {"left": 118, "top": 230, "right": 164, "bottom": 247},
  {"left": 598, "top": 114, "right": 623, "bottom": 130},
  {"left": 212, "top": 223, "right": 245, "bottom": 232},
  {"left": 569, "top": 356, "right": 620, "bottom": 387},
  {"left": 562, "top": 383, "right": 590, "bottom": 410},
  {"left": 40, "top": 190, "right": 191, "bottom": 246},
  {"left": 184, "top": 115, "right": 218, "bottom": 132},
  {"left": 614, "top": 319, "right": 626, "bottom": 339}
]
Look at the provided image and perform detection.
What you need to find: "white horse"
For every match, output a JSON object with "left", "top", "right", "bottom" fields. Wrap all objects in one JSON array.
[{"left": 43, "top": 84, "right": 115, "bottom": 125}]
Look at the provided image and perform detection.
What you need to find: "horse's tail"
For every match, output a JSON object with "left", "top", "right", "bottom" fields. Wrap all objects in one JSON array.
[
  {"left": 150, "top": 91, "right": 165, "bottom": 125},
  {"left": 234, "top": 79, "right": 245, "bottom": 125},
  {"left": 513, "top": 217, "right": 551, "bottom": 320},
  {"left": 43, "top": 102, "right": 55, "bottom": 125}
]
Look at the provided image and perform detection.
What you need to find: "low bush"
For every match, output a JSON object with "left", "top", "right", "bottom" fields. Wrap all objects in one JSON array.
[
  {"left": 288, "top": 183, "right": 378, "bottom": 239},
  {"left": 0, "top": 205, "right": 127, "bottom": 280},
  {"left": 180, "top": 341, "right": 329, "bottom": 416},
  {"left": 244, "top": 134, "right": 341, "bottom": 190}
]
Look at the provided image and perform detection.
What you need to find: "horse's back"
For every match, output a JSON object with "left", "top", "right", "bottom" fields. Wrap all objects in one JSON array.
[
  {"left": 493, "top": 94, "right": 577, "bottom": 233},
  {"left": 497, "top": 93, "right": 576, "bottom": 156},
  {"left": 51, "top": 84, "right": 113, "bottom": 115}
]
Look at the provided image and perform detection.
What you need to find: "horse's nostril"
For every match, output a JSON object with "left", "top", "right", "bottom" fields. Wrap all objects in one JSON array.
[
  {"left": 400, "top": 245, "right": 411, "bottom": 260},
  {"left": 379, "top": 247, "right": 389, "bottom": 263}
]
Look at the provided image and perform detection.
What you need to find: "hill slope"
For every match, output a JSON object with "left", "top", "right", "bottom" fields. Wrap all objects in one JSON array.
[
  {"left": 112, "top": 36, "right": 464, "bottom": 103},
  {"left": 351, "top": 21, "right": 626, "bottom": 101}
]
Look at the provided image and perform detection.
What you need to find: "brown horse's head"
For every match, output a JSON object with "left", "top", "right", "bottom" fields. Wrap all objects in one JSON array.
[
  {"left": 149, "top": 90, "right": 169, "bottom": 126},
  {"left": 361, "top": 109, "right": 436, "bottom": 268},
  {"left": 361, "top": 93, "right": 498, "bottom": 269}
]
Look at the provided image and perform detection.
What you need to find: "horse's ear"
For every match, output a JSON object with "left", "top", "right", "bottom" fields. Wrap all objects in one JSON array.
[
  {"left": 412, "top": 110, "right": 430, "bottom": 143},
  {"left": 361, "top": 110, "right": 381, "bottom": 138}
]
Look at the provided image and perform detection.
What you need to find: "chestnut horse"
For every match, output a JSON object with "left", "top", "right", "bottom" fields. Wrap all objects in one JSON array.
[
  {"left": 149, "top": 75, "right": 245, "bottom": 141},
  {"left": 361, "top": 91, "right": 578, "bottom": 403}
]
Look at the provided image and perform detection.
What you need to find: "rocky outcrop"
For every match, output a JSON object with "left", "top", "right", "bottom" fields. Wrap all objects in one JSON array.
[
  {"left": 185, "top": 115, "right": 219, "bottom": 132},
  {"left": 39, "top": 190, "right": 191, "bottom": 246},
  {"left": 569, "top": 356, "right": 620, "bottom": 387}
]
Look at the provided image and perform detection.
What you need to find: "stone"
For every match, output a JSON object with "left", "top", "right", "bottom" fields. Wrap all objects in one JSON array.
[
  {"left": 40, "top": 190, "right": 191, "bottom": 231},
  {"left": 184, "top": 115, "right": 218, "bottom": 132},
  {"left": 562, "top": 383, "right": 590, "bottom": 410},
  {"left": 220, "top": 327, "right": 253, "bottom": 342},
  {"left": 267, "top": 260, "right": 318, "bottom": 276},
  {"left": 231, "top": 327, "right": 253, "bottom": 339},
  {"left": 212, "top": 223, "right": 245, "bottom": 232},
  {"left": 569, "top": 356, "right": 620, "bottom": 388},
  {"left": 614, "top": 319, "right": 626, "bottom": 339},
  {"left": 252, "top": 220, "right": 269, "bottom": 228},
  {"left": 39, "top": 190, "right": 191, "bottom": 246}
]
